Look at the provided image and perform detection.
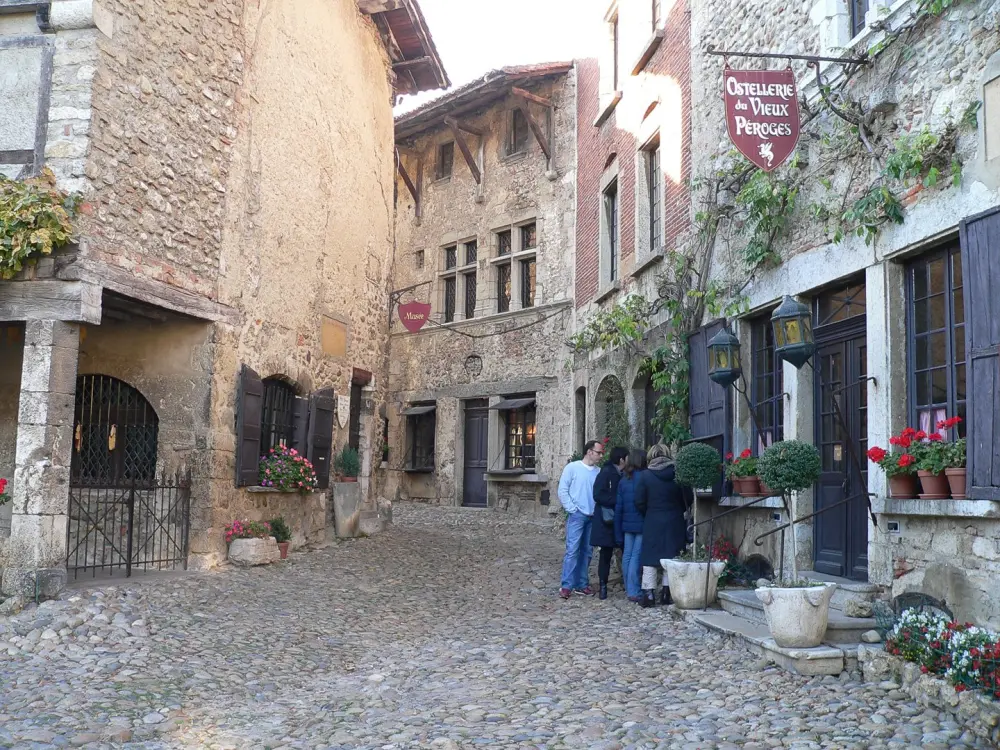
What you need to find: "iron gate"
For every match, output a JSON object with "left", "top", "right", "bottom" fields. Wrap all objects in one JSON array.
[{"left": 66, "top": 473, "right": 191, "bottom": 579}]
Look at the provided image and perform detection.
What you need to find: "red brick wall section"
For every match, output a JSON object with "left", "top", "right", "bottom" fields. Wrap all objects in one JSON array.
[{"left": 575, "top": 0, "right": 692, "bottom": 308}]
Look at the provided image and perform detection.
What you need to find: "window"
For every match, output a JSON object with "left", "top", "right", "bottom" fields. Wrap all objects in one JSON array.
[
  {"left": 850, "top": 0, "right": 868, "bottom": 37},
  {"left": 497, "top": 230, "right": 512, "bottom": 256},
  {"left": 611, "top": 15, "right": 619, "bottom": 91},
  {"left": 520, "top": 258, "right": 536, "bottom": 308},
  {"left": 435, "top": 142, "right": 454, "bottom": 179},
  {"left": 508, "top": 109, "right": 530, "bottom": 155},
  {"left": 521, "top": 222, "right": 537, "bottom": 251},
  {"left": 444, "top": 245, "right": 457, "bottom": 270},
  {"left": 404, "top": 404, "right": 436, "bottom": 470},
  {"left": 465, "top": 239, "right": 478, "bottom": 265},
  {"left": 497, "top": 262, "right": 511, "bottom": 313},
  {"left": 652, "top": 0, "right": 661, "bottom": 29},
  {"left": 815, "top": 280, "right": 866, "bottom": 326},
  {"left": 603, "top": 179, "right": 619, "bottom": 282},
  {"left": 751, "top": 317, "right": 784, "bottom": 453},
  {"left": 415, "top": 250, "right": 424, "bottom": 269},
  {"left": 464, "top": 269, "right": 477, "bottom": 318},
  {"left": 907, "top": 246, "right": 966, "bottom": 437},
  {"left": 261, "top": 378, "right": 296, "bottom": 452},
  {"left": 444, "top": 277, "right": 456, "bottom": 322},
  {"left": 646, "top": 143, "right": 662, "bottom": 252},
  {"left": 496, "top": 396, "right": 536, "bottom": 470}
]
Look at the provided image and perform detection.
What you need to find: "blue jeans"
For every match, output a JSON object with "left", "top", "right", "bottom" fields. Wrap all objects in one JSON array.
[
  {"left": 560, "top": 512, "right": 593, "bottom": 590},
  {"left": 623, "top": 532, "right": 643, "bottom": 598}
]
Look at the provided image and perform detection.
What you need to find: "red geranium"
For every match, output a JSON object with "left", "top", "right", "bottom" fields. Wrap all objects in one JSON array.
[
  {"left": 0, "top": 477, "right": 8, "bottom": 507},
  {"left": 890, "top": 435, "right": 912, "bottom": 448},
  {"left": 725, "top": 452, "right": 733, "bottom": 460},
  {"left": 915, "top": 430, "right": 927, "bottom": 440},
  {"left": 867, "top": 447, "right": 888, "bottom": 463},
  {"left": 937, "top": 416, "right": 963, "bottom": 430},
  {"left": 739, "top": 448, "right": 752, "bottom": 459},
  {"left": 902, "top": 427, "right": 917, "bottom": 439},
  {"left": 928, "top": 432, "right": 943, "bottom": 441},
  {"left": 898, "top": 454, "right": 916, "bottom": 467}
]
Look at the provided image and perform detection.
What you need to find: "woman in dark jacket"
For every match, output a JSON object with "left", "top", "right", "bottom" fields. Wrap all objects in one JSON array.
[
  {"left": 614, "top": 449, "right": 647, "bottom": 602},
  {"left": 590, "top": 446, "right": 628, "bottom": 600},
  {"left": 635, "top": 443, "right": 691, "bottom": 607}
]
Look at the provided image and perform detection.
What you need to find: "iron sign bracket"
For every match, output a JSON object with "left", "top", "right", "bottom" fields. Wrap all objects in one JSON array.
[{"left": 705, "top": 45, "right": 871, "bottom": 67}]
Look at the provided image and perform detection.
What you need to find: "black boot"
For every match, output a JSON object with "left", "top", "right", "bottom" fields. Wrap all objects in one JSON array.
[
  {"left": 640, "top": 589, "right": 655, "bottom": 608},
  {"left": 599, "top": 583, "right": 608, "bottom": 600},
  {"left": 660, "top": 586, "right": 672, "bottom": 606}
]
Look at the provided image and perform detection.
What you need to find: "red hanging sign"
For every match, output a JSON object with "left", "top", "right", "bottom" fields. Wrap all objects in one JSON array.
[
  {"left": 723, "top": 67, "right": 800, "bottom": 172},
  {"left": 397, "top": 300, "right": 431, "bottom": 332}
]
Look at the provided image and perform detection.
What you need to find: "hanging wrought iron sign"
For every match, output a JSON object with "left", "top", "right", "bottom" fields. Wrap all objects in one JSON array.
[
  {"left": 723, "top": 66, "right": 800, "bottom": 172},
  {"left": 397, "top": 300, "right": 431, "bottom": 332}
]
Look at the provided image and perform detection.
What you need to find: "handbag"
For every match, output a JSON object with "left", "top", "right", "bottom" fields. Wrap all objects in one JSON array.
[{"left": 601, "top": 505, "right": 615, "bottom": 525}]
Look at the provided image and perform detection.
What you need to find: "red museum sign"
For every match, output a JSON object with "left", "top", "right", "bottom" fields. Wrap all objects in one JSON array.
[
  {"left": 398, "top": 300, "right": 431, "bottom": 332},
  {"left": 723, "top": 67, "right": 801, "bottom": 172}
]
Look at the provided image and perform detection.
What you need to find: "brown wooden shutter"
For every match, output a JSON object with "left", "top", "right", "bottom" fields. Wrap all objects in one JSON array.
[
  {"left": 308, "top": 388, "right": 336, "bottom": 489},
  {"left": 235, "top": 364, "right": 263, "bottom": 487},
  {"left": 959, "top": 208, "right": 1000, "bottom": 500},
  {"left": 290, "top": 396, "right": 309, "bottom": 455},
  {"left": 687, "top": 321, "right": 731, "bottom": 497}
]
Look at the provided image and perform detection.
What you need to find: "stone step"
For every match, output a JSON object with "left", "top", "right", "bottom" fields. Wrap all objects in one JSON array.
[
  {"left": 718, "top": 589, "right": 876, "bottom": 643},
  {"left": 800, "top": 570, "right": 880, "bottom": 614},
  {"left": 693, "top": 611, "right": 847, "bottom": 676}
]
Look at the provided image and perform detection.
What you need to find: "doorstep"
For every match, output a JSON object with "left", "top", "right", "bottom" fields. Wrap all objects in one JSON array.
[
  {"left": 718, "top": 590, "right": 876, "bottom": 643},
  {"left": 800, "top": 570, "right": 880, "bottom": 613}
]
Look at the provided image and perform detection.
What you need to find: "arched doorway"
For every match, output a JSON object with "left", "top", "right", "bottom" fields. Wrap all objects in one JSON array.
[{"left": 595, "top": 375, "right": 628, "bottom": 448}]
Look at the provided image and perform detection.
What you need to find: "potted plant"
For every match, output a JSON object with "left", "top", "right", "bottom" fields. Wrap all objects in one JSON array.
[
  {"left": 868, "top": 429, "right": 919, "bottom": 498},
  {"left": 269, "top": 516, "right": 292, "bottom": 559},
  {"left": 755, "top": 439, "right": 836, "bottom": 648},
  {"left": 938, "top": 416, "right": 965, "bottom": 499},
  {"left": 724, "top": 448, "right": 760, "bottom": 497},
  {"left": 0, "top": 477, "right": 8, "bottom": 506},
  {"left": 258, "top": 446, "right": 318, "bottom": 492},
  {"left": 912, "top": 429, "right": 950, "bottom": 499},
  {"left": 224, "top": 519, "right": 278, "bottom": 566},
  {"left": 334, "top": 445, "right": 360, "bottom": 482},
  {"left": 669, "top": 442, "right": 728, "bottom": 608}
]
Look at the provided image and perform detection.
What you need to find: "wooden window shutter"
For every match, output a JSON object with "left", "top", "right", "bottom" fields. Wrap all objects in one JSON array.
[
  {"left": 959, "top": 208, "right": 1000, "bottom": 500},
  {"left": 290, "top": 396, "right": 309, "bottom": 455},
  {"left": 687, "top": 321, "right": 731, "bottom": 498},
  {"left": 235, "top": 364, "right": 263, "bottom": 487},
  {"left": 308, "top": 388, "right": 336, "bottom": 489}
]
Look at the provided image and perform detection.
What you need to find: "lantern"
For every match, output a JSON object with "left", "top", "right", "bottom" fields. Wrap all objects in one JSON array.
[
  {"left": 771, "top": 295, "right": 815, "bottom": 369},
  {"left": 707, "top": 327, "right": 743, "bottom": 387}
]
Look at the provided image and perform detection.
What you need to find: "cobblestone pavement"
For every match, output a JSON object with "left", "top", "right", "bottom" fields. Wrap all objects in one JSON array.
[{"left": 0, "top": 503, "right": 990, "bottom": 749}]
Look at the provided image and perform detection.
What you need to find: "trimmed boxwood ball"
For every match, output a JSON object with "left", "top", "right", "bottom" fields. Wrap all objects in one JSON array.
[
  {"left": 675, "top": 442, "right": 722, "bottom": 489},
  {"left": 757, "top": 440, "right": 821, "bottom": 493}
]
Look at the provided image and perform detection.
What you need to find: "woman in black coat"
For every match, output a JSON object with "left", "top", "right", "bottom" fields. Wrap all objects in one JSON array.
[
  {"left": 635, "top": 443, "right": 691, "bottom": 607},
  {"left": 590, "top": 446, "right": 628, "bottom": 600}
]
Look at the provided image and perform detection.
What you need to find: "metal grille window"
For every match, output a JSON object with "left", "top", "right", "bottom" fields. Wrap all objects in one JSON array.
[
  {"left": 521, "top": 222, "right": 537, "bottom": 250},
  {"left": 505, "top": 403, "right": 537, "bottom": 470},
  {"left": 406, "top": 406, "right": 436, "bottom": 470},
  {"left": 850, "top": 0, "right": 868, "bottom": 37},
  {"left": 497, "top": 263, "right": 511, "bottom": 313},
  {"left": 72, "top": 375, "right": 159, "bottom": 485},
  {"left": 816, "top": 280, "right": 866, "bottom": 327},
  {"left": 465, "top": 271, "right": 477, "bottom": 319},
  {"left": 751, "top": 317, "right": 784, "bottom": 453},
  {"left": 436, "top": 142, "right": 454, "bottom": 179},
  {"left": 415, "top": 250, "right": 424, "bottom": 269},
  {"left": 508, "top": 109, "right": 530, "bottom": 154},
  {"left": 465, "top": 239, "right": 478, "bottom": 265},
  {"left": 261, "top": 378, "right": 295, "bottom": 451},
  {"left": 521, "top": 258, "right": 536, "bottom": 308},
  {"left": 444, "top": 277, "right": 456, "bottom": 322},
  {"left": 444, "top": 245, "right": 457, "bottom": 269},
  {"left": 497, "top": 230, "right": 512, "bottom": 256},
  {"left": 604, "top": 180, "right": 619, "bottom": 282},
  {"left": 907, "top": 245, "right": 966, "bottom": 437},
  {"left": 647, "top": 145, "right": 662, "bottom": 252}
]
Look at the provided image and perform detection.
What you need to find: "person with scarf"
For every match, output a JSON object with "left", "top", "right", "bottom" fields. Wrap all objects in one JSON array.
[{"left": 590, "top": 446, "right": 628, "bottom": 600}]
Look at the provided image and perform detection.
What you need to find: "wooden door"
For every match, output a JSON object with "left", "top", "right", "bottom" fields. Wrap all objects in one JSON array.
[
  {"left": 348, "top": 382, "right": 362, "bottom": 452},
  {"left": 463, "top": 400, "right": 489, "bottom": 507}
]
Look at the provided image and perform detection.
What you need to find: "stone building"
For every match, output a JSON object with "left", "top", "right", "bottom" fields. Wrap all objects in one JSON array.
[
  {"left": 0, "top": 0, "right": 446, "bottom": 596},
  {"left": 385, "top": 64, "right": 577, "bottom": 515}
]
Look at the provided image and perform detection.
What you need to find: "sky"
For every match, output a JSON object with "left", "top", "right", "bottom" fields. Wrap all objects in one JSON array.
[{"left": 394, "top": 0, "right": 602, "bottom": 114}]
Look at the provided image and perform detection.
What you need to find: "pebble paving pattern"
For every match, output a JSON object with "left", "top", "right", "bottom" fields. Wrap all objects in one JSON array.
[{"left": 0, "top": 503, "right": 991, "bottom": 749}]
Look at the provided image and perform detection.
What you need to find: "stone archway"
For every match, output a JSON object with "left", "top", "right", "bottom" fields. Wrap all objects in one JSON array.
[{"left": 595, "top": 375, "right": 628, "bottom": 449}]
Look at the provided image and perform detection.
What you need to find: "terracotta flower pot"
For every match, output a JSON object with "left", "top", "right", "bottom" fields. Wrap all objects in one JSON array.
[
  {"left": 342, "top": 476, "right": 358, "bottom": 483},
  {"left": 277, "top": 541, "right": 289, "bottom": 560},
  {"left": 945, "top": 468, "right": 966, "bottom": 499},
  {"left": 888, "top": 474, "right": 919, "bottom": 499},
  {"left": 758, "top": 480, "right": 777, "bottom": 497},
  {"left": 917, "top": 470, "right": 949, "bottom": 498},
  {"left": 732, "top": 476, "right": 760, "bottom": 497}
]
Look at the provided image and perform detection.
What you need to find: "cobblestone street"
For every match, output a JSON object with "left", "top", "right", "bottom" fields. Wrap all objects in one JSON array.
[{"left": 0, "top": 504, "right": 990, "bottom": 749}]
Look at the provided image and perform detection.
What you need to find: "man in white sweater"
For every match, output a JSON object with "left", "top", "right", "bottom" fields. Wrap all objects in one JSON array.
[{"left": 557, "top": 439, "right": 603, "bottom": 599}]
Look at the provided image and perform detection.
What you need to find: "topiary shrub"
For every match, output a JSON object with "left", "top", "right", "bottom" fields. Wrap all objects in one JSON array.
[
  {"left": 675, "top": 441, "right": 722, "bottom": 490},
  {"left": 757, "top": 440, "right": 821, "bottom": 493}
]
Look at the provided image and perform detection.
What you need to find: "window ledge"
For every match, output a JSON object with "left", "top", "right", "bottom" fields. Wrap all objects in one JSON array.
[
  {"left": 403, "top": 467, "right": 435, "bottom": 474},
  {"left": 872, "top": 497, "right": 1000, "bottom": 519},
  {"left": 717, "top": 495, "right": 785, "bottom": 509},
  {"left": 432, "top": 175, "right": 452, "bottom": 185},
  {"left": 594, "top": 280, "right": 621, "bottom": 304},
  {"left": 500, "top": 150, "right": 528, "bottom": 164},
  {"left": 246, "top": 486, "right": 323, "bottom": 494},
  {"left": 593, "top": 91, "right": 622, "bottom": 128},
  {"left": 631, "top": 29, "right": 664, "bottom": 76},
  {"left": 631, "top": 250, "right": 664, "bottom": 277},
  {"left": 486, "top": 471, "right": 549, "bottom": 483}
]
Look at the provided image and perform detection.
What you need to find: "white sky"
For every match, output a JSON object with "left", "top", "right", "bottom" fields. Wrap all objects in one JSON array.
[{"left": 395, "top": 0, "right": 602, "bottom": 115}]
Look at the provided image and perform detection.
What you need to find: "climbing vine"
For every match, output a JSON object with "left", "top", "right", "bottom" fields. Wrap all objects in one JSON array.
[{"left": 0, "top": 169, "right": 79, "bottom": 279}]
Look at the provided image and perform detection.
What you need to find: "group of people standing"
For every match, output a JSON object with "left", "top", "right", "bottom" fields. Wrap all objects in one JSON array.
[{"left": 557, "top": 439, "right": 692, "bottom": 607}]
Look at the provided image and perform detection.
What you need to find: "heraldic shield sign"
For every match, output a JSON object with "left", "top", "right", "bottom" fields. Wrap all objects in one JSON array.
[
  {"left": 723, "top": 67, "right": 801, "bottom": 172},
  {"left": 398, "top": 300, "right": 431, "bottom": 332}
]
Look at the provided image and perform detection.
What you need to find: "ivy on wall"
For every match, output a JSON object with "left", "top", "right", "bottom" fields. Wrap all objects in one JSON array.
[{"left": 0, "top": 169, "right": 79, "bottom": 279}]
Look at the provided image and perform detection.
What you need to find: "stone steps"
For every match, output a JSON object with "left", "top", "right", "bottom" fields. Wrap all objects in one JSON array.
[
  {"left": 800, "top": 570, "right": 879, "bottom": 616},
  {"left": 718, "top": 590, "right": 877, "bottom": 644}
]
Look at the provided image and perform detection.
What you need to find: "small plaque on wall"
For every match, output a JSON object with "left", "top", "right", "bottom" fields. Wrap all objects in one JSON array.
[{"left": 336, "top": 394, "right": 350, "bottom": 429}]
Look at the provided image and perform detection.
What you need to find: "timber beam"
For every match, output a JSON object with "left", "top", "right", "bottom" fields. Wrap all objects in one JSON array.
[
  {"left": 396, "top": 150, "right": 422, "bottom": 219},
  {"left": 512, "top": 87, "right": 552, "bottom": 108},
  {"left": 515, "top": 103, "right": 551, "bottom": 162},
  {"left": 444, "top": 117, "right": 482, "bottom": 184}
]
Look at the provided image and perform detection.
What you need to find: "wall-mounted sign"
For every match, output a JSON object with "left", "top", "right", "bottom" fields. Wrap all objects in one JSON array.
[
  {"left": 337, "top": 394, "right": 350, "bottom": 429},
  {"left": 398, "top": 300, "right": 431, "bottom": 332},
  {"left": 723, "top": 67, "right": 800, "bottom": 172}
]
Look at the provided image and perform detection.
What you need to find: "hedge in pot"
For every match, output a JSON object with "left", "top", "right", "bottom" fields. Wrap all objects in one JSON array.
[
  {"left": 334, "top": 446, "right": 360, "bottom": 482},
  {"left": 755, "top": 439, "right": 836, "bottom": 648},
  {"left": 269, "top": 516, "right": 292, "bottom": 559},
  {"left": 670, "top": 442, "right": 727, "bottom": 609}
]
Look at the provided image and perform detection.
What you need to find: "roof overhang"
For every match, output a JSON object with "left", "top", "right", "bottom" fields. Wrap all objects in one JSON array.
[{"left": 358, "top": 0, "right": 449, "bottom": 95}]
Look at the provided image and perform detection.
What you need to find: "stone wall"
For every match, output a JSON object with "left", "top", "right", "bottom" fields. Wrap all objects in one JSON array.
[
  {"left": 238, "top": 489, "right": 327, "bottom": 552},
  {"left": 0, "top": 325, "right": 24, "bottom": 537}
]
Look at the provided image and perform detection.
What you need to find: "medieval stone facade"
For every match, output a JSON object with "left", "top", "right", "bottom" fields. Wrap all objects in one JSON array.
[
  {"left": 0, "top": 0, "right": 446, "bottom": 595},
  {"left": 386, "top": 65, "right": 577, "bottom": 515}
]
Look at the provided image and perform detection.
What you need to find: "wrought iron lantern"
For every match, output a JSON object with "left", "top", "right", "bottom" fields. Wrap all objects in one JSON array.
[
  {"left": 706, "top": 327, "right": 743, "bottom": 387},
  {"left": 771, "top": 295, "right": 815, "bottom": 369}
]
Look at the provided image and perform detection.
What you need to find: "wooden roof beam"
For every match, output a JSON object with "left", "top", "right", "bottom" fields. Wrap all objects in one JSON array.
[
  {"left": 516, "top": 103, "right": 551, "bottom": 162},
  {"left": 396, "top": 150, "right": 422, "bottom": 219},
  {"left": 444, "top": 118, "right": 481, "bottom": 185},
  {"left": 443, "top": 116, "right": 483, "bottom": 137},
  {"left": 512, "top": 87, "right": 552, "bottom": 108}
]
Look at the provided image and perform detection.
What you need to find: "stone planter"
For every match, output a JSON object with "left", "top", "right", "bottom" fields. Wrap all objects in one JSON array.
[
  {"left": 888, "top": 474, "right": 919, "bottom": 498},
  {"left": 945, "top": 468, "right": 966, "bottom": 499},
  {"left": 755, "top": 582, "right": 837, "bottom": 648},
  {"left": 663, "top": 559, "right": 727, "bottom": 609},
  {"left": 228, "top": 537, "right": 279, "bottom": 567},
  {"left": 917, "top": 470, "right": 949, "bottom": 499}
]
